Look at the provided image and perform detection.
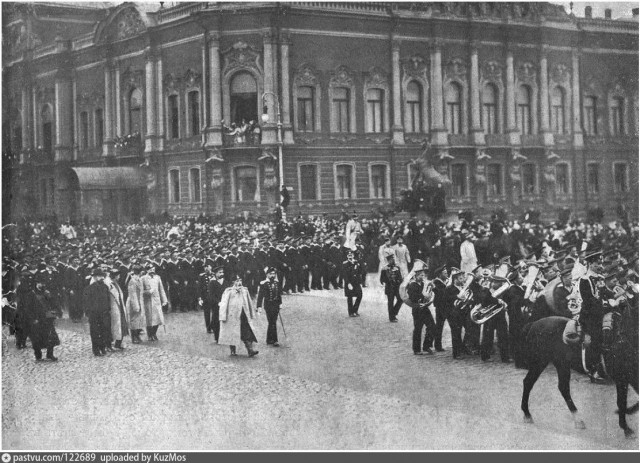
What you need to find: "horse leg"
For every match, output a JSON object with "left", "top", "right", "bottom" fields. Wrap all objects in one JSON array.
[
  {"left": 615, "top": 381, "right": 634, "bottom": 437},
  {"left": 553, "top": 359, "right": 585, "bottom": 429},
  {"left": 522, "top": 360, "right": 547, "bottom": 423}
]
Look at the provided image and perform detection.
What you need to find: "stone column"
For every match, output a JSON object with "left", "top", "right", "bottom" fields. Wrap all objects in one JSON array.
[
  {"left": 262, "top": 30, "right": 277, "bottom": 145},
  {"left": 206, "top": 33, "right": 223, "bottom": 147},
  {"left": 430, "top": 39, "right": 447, "bottom": 146},
  {"left": 54, "top": 69, "right": 74, "bottom": 162},
  {"left": 103, "top": 62, "right": 114, "bottom": 156},
  {"left": 201, "top": 38, "right": 208, "bottom": 130},
  {"left": 72, "top": 74, "right": 78, "bottom": 160},
  {"left": 539, "top": 46, "right": 553, "bottom": 146},
  {"left": 156, "top": 53, "right": 164, "bottom": 151},
  {"left": 469, "top": 42, "right": 484, "bottom": 145},
  {"left": 505, "top": 46, "right": 519, "bottom": 144},
  {"left": 144, "top": 49, "right": 157, "bottom": 154},
  {"left": 391, "top": 39, "right": 404, "bottom": 145},
  {"left": 280, "top": 34, "right": 294, "bottom": 144},
  {"left": 571, "top": 50, "right": 583, "bottom": 147},
  {"left": 32, "top": 87, "right": 38, "bottom": 149},
  {"left": 115, "top": 61, "right": 122, "bottom": 138},
  {"left": 21, "top": 85, "right": 32, "bottom": 156}
]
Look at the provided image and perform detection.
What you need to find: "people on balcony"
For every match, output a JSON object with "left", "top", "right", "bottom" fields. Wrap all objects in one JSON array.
[{"left": 222, "top": 119, "right": 261, "bottom": 146}]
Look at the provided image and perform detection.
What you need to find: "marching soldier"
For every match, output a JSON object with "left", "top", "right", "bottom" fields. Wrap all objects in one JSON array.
[
  {"left": 256, "top": 267, "right": 283, "bottom": 346},
  {"left": 406, "top": 260, "right": 435, "bottom": 355},
  {"left": 444, "top": 268, "right": 468, "bottom": 359},
  {"left": 380, "top": 253, "right": 403, "bottom": 322},
  {"left": 431, "top": 265, "right": 450, "bottom": 352},
  {"left": 342, "top": 250, "right": 363, "bottom": 317},
  {"left": 478, "top": 274, "right": 510, "bottom": 363}
]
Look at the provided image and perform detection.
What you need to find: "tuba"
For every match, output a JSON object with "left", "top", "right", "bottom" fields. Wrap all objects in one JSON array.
[
  {"left": 523, "top": 265, "right": 540, "bottom": 300},
  {"left": 469, "top": 280, "right": 510, "bottom": 325},
  {"left": 454, "top": 273, "right": 475, "bottom": 310}
]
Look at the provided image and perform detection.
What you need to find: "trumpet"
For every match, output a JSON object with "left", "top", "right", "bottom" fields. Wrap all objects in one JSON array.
[{"left": 470, "top": 300, "right": 507, "bottom": 325}]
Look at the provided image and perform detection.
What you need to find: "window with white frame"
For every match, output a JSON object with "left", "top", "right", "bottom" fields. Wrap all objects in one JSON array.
[
  {"left": 169, "top": 169, "right": 180, "bottom": 203},
  {"left": 555, "top": 163, "right": 570, "bottom": 195},
  {"left": 129, "top": 88, "right": 143, "bottom": 134},
  {"left": 336, "top": 164, "right": 354, "bottom": 199},
  {"left": 187, "top": 90, "right": 200, "bottom": 136},
  {"left": 234, "top": 166, "right": 258, "bottom": 202},
  {"left": 445, "top": 82, "right": 462, "bottom": 134},
  {"left": 482, "top": 83, "right": 498, "bottom": 134},
  {"left": 551, "top": 86, "right": 566, "bottom": 134},
  {"left": 404, "top": 81, "right": 423, "bottom": 133},
  {"left": 95, "top": 109, "right": 104, "bottom": 146},
  {"left": 80, "top": 111, "right": 89, "bottom": 149},
  {"left": 366, "top": 88, "right": 384, "bottom": 133},
  {"left": 517, "top": 85, "right": 532, "bottom": 135},
  {"left": 450, "top": 163, "right": 467, "bottom": 197},
  {"left": 168, "top": 94, "right": 179, "bottom": 139},
  {"left": 331, "top": 87, "right": 352, "bottom": 133},
  {"left": 521, "top": 163, "right": 537, "bottom": 194},
  {"left": 611, "top": 97, "right": 625, "bottom": 135},
  {"left": 613, "top": 163, "right": 629, "bottom": 193},
  {"left": 487, "top": 164, "right": 503, "bottom": 196},
  {"left": 299, "top": 164, "right": 318, "bottom": 200},
  {"left": 370, "top": 164, "right": 387, "bottom": 199},
  {"left": 583, "top": 96, "right": 598, "bottom": 136},
  {"left": 587, "top": 162, "right": 600, "bottom": 195},
  {"left": 296, "top": 86, "right": 315, "bottom": 132},
  {"left": 189, "top": 167, "right": 201, "bottom": 203}
]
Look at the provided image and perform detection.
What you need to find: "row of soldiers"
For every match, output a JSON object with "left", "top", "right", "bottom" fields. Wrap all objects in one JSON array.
[{"left": 387, "top": 243, "right": 638, "bottom": 383}]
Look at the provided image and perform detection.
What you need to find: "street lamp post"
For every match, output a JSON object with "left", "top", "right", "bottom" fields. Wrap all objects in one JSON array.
[{"left": 261, "top": 91, "right": 286, "bottom": 220}]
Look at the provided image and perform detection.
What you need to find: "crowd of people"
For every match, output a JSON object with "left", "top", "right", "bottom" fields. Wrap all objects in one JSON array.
[{"left": 2, "top": 211, "right": 637, "bottom": 381}]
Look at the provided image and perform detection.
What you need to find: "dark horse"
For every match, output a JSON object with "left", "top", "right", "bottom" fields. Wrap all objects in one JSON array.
[{"left": 521, "top": 314, "right": 638, "bottom": 436}]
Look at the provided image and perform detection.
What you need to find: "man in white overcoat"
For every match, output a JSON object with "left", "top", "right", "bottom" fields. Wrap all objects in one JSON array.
[
  {"left": 393, "top": 236, "right": 412, "bottom": 278},
  {"left": 106, "top": 268, "right": 129, "bottom": 349},
  {"left": 460, "top": 232, "right": 478, "bottom": 273},
  {"left": 218, "top": 274, "right": 263, "bottom": 357},
  {"left": 126, "top": 265, "right": 146, "bottom": 344},
  {"left": 344, "top": 214, "right": 362, "bottom": 252},
  {"left": 141, "top": 264, "right": 167, "bottom": 342}
]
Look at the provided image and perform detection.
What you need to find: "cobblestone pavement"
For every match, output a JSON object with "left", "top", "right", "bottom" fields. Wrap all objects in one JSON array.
[{"left": 2, "top": 281, "right": 638, "bottom": 450}]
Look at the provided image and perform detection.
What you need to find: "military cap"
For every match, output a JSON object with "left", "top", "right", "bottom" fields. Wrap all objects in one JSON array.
[
  {"left": 432, "top": 264, "right": 447, "bottom": 276},
  {"left": 92, "top": 267, "right": 106, "bottom": 277}
]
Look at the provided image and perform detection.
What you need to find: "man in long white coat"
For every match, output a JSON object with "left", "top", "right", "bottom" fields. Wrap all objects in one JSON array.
[
  {"left": 344, "top": 214, "right": 362, "bottom": 252},
  {"left": 141, "top": 264, "right": 167, "bottom": 342},
  {"left": 394, "top": 236, "right": 412, "bottom": 278},
  {"left": 218, "top": 274, "right": 263, "bottom": 357},
  {"left": 460, "top": 232, "right": 478, "bottom": 273},
  {"left": 126, "top": 265, "right": 145, "bottom": 344},
  {"left": 106, "top": 268, "right": 129, "bottom": 349}
]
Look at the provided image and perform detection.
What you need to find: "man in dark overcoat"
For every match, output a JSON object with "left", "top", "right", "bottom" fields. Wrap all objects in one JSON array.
[
  {"left": 342, "top": 250, "right": 363, "bottom": 317},
  {"left": 27, "top": 274, "right": 61, "bottom": 361},
  {"left": 380, "top": 254, "right": 403, "bottom": 322},
  {"left": 83, "top": 268, "right": 112, "bottom": 357},
  {"left": 256, "top": 267, "right": 283, "bottom": 346}
]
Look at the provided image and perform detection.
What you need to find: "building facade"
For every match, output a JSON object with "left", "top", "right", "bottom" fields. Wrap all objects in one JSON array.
[{"left": 3, "top": 2, "right": 638, "bottom": 223}]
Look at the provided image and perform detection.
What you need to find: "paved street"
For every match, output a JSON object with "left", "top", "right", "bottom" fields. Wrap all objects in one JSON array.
[{"left": 2, "top": 282, "right": 638, "bottom": 450}]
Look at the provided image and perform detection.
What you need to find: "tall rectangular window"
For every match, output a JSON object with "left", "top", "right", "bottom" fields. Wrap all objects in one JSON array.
[
  {"left": 551, "top": 87, "right": 566, "bottom": 134},
  {"left": 611, "top": 97, "right": 625, "bottom": 135},
  {"left": 451, "top": 163, "right": 467, "bottom": 197},
  {"left": 189, "top": 168, "right": 201, "bottom": 203},
  {"left": 95, "top": 109, "right": 104, "bottom": 146},
  {"left": 80, "top": 112, "right": 89, "bottom": 149},
  {"left": 332, "top": 87, "right": 350, "bottom": 132},
  {"left": 487, "top": 164, "right": 503, "bottom": 196},
  {"left": 336, "top": 164, "right": 353, "bottom": 199},
  {"left": 404, "top": 81, "right": 422, "bottom": 133},
  {"left": 517, "top": 85, "right": 532, "bottom": 135},
  {"left": 300, "top": 164, "right": 318, "bottom": 200},
  {"left": 555, "top": 164, "right": 569, "bottom": 195},
  {"left": 482, "top": 84, "right": 498, "bottom": 134},
  {"left": 587, "top": 163, "right": 600, "bottom": 195},
  {"left": 169, "top": 169, "right": 180, "bottom": 203},
  {"left": 188, "top": 91, "right": 200, "bottom": 136},
  {"left": 584, "top": 96, "right": 597, "bottom": 135},
  {"left": 297, "top": 86, "right": 315, "bottom": 132},
  {"left": 614, "top": 163, "right": 628, "bottom": 193},
  {"left": 235, "top": 166, "right": 258, "bottom": 202},
  {"left": 168, "top": 95, "right": 179, "bottom": 139},
  {"left": 446, "top": 83, "right": 462, "bottom": 134},
  {"left": 371, "top": 165, "right": 387, "bottom": 199},
  {"left": 366, "top": 88, "right": 384, "bottom": 133},
  {"left": 522, "top": 163, "right": 536, "bottom": 194}
]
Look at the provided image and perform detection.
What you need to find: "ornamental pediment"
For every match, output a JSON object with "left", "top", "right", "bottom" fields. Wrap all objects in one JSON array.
[
  {"left": 222, "top": 41, "right": 262, "bottom": 75},
  {"left": 402, "top": 56, "right": 428, "bottom": 79},
  {"left": 365, "top": 67, "right": 389, "bottom": 88},
  {"left": 294, "top": 63, "right": 321, "bottom": 87},
  {"left": 330, "top": 65, "right": 355, "bottom": 87}
]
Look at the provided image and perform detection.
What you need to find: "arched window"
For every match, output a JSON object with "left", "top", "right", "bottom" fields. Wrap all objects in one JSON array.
[
  {"left": 404, "top": 81, "right": 423, "bottom": 133},
  {"left": 610, "top": 97, "right": 625, "bottom": 135},
  {"left": 331, "top": 87, "right": 351, "bottom": 132},
  {"left": 234, "top": 165, "right": 258, "bottom": 202},
  {"left": 551, "top": 87, "right": 566, "bottom": 134},
  {"left": 296, "top": 86, "right": 315, "bottom": 132},
  {"left": 95, "top": 109, "right": 104, "bottom": 146},
  {"left": 41, "top": 105, "right": 54, "bottom": 156},
  {"left": 79, "top": 111, "right": 89, "bottom": 149},
  {"left": 366, "top": 88, "right": 384, "bottom": 132},
  {"left": 445, "top": 82, "right": 462, "bottom": 134},
  {"left": 230, "top": 72, "right": 257, "bottom": 125},
  {"left": 516, "top": 85, "right": 532, "bottom": 135},
  {"left": 583, "top": 96, "right": 598, "bottom": 135},
  {"left": 129, "top": 88, "right": 143, "bottom": 134},
  {"left": 482, "top": 83, "right": 498, "bottom": 134},
  {"left": 167, "top": 94, "right": 179, "bottom": 139}
]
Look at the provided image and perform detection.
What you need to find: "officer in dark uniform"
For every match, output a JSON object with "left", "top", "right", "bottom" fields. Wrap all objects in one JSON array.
[
  {"left": 380, "top": 254, "right": 403, "bottom": 322},
  {"left": 199, "top": 263, "right": 226, "bottom": 339},
  {"left": 502, "top": 268, "right": 528, "bottom": 368},
  {"left": 256, "top": 267, "right": 283, "bottom": 346},
  {"left": 431, "top": 265, "right": 450, "bottom": 352},
  {"left": 342, "top": 250, "right": 363, "bottom": 317},
  {"left": 407, "top": 260, "right": 436, "bottom": 355}
]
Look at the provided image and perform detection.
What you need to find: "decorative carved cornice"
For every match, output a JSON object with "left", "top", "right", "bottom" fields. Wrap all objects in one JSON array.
[
  {"left": 164, "top": 73, "right": 180, "bottom": 93},
  {"left": 330, "top": 65, "right": 355, "bottom": 87},
  {"left": 184, "top": 68, "right": 201, "bottom": 88},
  {"left": 516, "top": 62, "right": 536, "bottom": 83},
  {"left": 109, "top": 8, "right": 146, "bottom": 42},
  {"left": 445, "top": 58, "right": 467, "bottom": 80},
  {"left": 583, "top": 75, "right": 603, "bottom": 96},
  {"left": 402, "top": 55, "right": 428, "bottom": 80},
  {"left": 222, "top": 41, "right": 261, "bottom": 76},
  {"left": 481, "top": 60, "right": 502, "bottom": 81},
  {"left": 294, "top": 62, "right": 320, "bottom": 87},
  {"left": 365, "top": 67, "right": 389, "bottom": 89},
  {"left": 550, "top": 63, "right": 570, "bottom": 83}
]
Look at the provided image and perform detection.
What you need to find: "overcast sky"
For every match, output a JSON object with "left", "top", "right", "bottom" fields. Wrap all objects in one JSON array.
[{"left": 559, "top": 1, "right": 638, "bottom": 18}]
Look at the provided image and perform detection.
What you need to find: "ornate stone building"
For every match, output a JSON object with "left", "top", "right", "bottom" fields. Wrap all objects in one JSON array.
[{"left": 3, "top": 2, "right": 638, "bottom": 222}]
